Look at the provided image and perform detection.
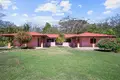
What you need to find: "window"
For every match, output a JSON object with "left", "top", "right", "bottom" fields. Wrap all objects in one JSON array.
[
  {"left": 65, "top": 39, "right": 71, "bottom": 42},
  {"left": 90, "top": 38, "right": 96, "bottom": 44},
  {"left": 47, "top": 39, "right": 55, "bottom": 42}
]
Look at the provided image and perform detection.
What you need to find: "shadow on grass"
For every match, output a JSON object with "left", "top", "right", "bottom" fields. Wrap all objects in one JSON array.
[
  {"left": 0, "top": 49, "right": 11, "bottom": 51},
  {"left": 94, "top": 49, "right": 112, "bottom": 52}
]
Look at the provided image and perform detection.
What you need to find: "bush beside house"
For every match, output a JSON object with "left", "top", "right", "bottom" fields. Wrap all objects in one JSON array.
[
  {"left": 56, "top": 33, "right": 65, "bottom": 45},
  {"left": 0, "top": 41, "right": 7, "bottom": 47},
  {"left": 97, "top": 38, "right": 120, "bottom": 53},
  {"left": 15, "top": 31, "right": 32, "bottom": 49},
  {"left": 0, "top": 37, "right": 13, "bottom": 47}
]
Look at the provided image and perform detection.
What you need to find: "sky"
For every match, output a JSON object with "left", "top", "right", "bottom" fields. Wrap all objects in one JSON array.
[{"left": 0, "top": 0, "right": 120, "bottom": 26}]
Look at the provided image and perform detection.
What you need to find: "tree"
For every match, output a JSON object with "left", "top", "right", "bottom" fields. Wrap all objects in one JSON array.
[
  {"left": 0, "top": 20, "right": 23, "bottom": 34},
  {"left": 30, "top": 24, "right": 42, "bottom": 32},
  {"left": 97, "top": 14, "right": 120, "bottom": 36},
  {"left": 109, "top": 14, "right": 120, "bottom": 27},
  {"left": 0, "top": 20, "right": 23, "bottom": 47},
  {"left": 87, "top": 19, "right": 116, "bottom": 35},
  {"left": 47, "top": 27, "right": 59, "bottom": 34},
  {"left": 15, "top": 31, "right": 32, "bottom": 46},
  {"left": 56, "top": 33, "right": 65, "bottom": 45},
  {"left": 23, "top": 23, "right": 31, "bottom": 32},
  {"left": 106, "top": 14, "right": 120, "bottom": 37},
  {"left": 104, "top": 29, "right": 115, "bottom": 35},
  {"left": 87, "top": 24, "right": 99, "bottom": 33},
  {"left": 115, "top": 25, "right": 120, "bottom": 37},
  {"left": 59, "top": 16, "right": 89, "bottom": 34},
  {"left": 42, "top": 22, "right": 52, "bottom": 33}
]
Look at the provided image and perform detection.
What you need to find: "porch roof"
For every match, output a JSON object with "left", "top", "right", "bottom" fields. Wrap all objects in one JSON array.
[
  {"left": 1, "top": 32, "right": 43, "bottom": 37},
  {"left": 64, "top": 34, "right": 78, "bottom": 38},
  {"left": 44, "top": 34, "right": 78, "bottom": 38},
  {"left": 44, "top": 34, "right": 59, "bottom": 38},
  {"left": 27, "top": 32, "right": 43, "bottom": 36}
]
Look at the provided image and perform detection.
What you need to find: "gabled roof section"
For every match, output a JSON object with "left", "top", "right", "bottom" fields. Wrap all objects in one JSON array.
[
  {"left": 27, "top": 32, "right": 42, "bottom": 36},
  {"left": 78, "top": 32, "right": 115, "bottom": 37},
  {"left": 64, "top": 34, "right": 78, "bottom": 38},
  {"left": 45, "top": 34, "right": 59, "bottom": 38}
]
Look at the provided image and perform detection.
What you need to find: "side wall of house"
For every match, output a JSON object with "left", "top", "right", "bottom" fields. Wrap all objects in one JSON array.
[
  {"left": 27, "top": 37, "right": 38, "bottom": 47},
  {"left": 80, "top": 37, "right": 102, "bottom": 47},
  {"left": 80, "top": 38, "right": 92, "bottom": 47},
  {"left": 14, "top": 37, "right": 40, "bottom": 47}
]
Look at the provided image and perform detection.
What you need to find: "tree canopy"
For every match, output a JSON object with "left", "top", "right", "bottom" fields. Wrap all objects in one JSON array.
[
  {"left": 59, "top": 16, "right": 89, "bottom": 34},
  {"left": 15, "top": 31, "right": 32, "bottom": 46},
  {"left": 42, "top": 22, "right": 52, "bottom": 33},
  {"left": 56, "top": 33, "right": 65, "bottom": 44}
]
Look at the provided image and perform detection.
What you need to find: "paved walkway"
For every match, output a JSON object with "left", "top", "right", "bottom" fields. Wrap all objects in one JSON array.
[{"left": 77, "top": 47, "right": 99, "bottom": 50}]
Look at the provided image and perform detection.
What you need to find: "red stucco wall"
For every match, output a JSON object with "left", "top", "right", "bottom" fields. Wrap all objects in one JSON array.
[
  {"left": 80, "top": 38, "right": 92, "bottom": 47},
  {"left": 80, "top": 37, "right": 102, "bottom": 47},
  {"left": 27, "top": 37, "right": 38, "bottom": 47},
  {"left": 14, "top": 37, "right": 41, "bottom": 47},
  {"left": 13, "top": 36, "right": 107, "bottom": 48}
]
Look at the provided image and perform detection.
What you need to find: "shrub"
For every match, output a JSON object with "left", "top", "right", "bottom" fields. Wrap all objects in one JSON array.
[
  {"left": 15, "top": 31, "right": 32, "bottom": 47},
  {"left": 56, "top": 37, "right": 64, "bottom": 45},
  {"left": 0, "top": 41, "right": 7, "bottom": 47},
  {"left": 0, "top": 36, "right": 11, "bottom": 47},
  {"left": 97, "top": 38, "right": 120, "bottom": 53},
  {"left": 114, "top": 38, "right": 120, "bottom": 53},
  {"left": 56, "top": 33, "right": 65, "bottom": 45}
]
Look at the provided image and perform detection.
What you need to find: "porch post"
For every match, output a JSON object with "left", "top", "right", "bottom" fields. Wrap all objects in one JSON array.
[
  {"left": 77, "top": 43, "right": 80, "bottom": 48},
  {"left": 25, "top": 43, "right": 27, "bottom": 47},
  {"left": 41, "top": 42, "right": 43, "bottom": 48},
  {"left": 92, "top": 43, "right": 95, "bottom": 48},
  {"left": 77, "top": 37, "right": 80, "bottom": 48},
  {"left": 40, "top": 36, "right": 44, "bottom": 48},
  {"left": 53, "top": 39, "right": 56, "bottom": 46},
  {"left": 8, "top": 42, "right": 11, "bottom": 49},
  {"left": 70, "top": 38, "right": 72, "bottom": 47}
]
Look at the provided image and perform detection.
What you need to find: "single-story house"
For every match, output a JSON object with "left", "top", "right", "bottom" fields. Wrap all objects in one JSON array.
[{"left": 0, "top": 32, "right": 115, "bottom": 48}]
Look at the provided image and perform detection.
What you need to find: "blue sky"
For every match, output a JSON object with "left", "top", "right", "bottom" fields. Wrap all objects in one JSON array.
[{"left": 0, "top": 0, "right": 120, "bottom": 26}]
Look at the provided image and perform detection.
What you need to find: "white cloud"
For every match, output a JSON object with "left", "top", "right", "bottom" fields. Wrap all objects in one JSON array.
[
  {"left": 104, "top": 0, "right": 120, "bottom": 9},
  {"left": 35, "top": 2, "right": 57, "bottom": 13},
  {"left": 103, "top": 10, "right": 111, "bottom": 14},
  {"left": 0, "top": 0, "right": 12, "bottom": 9},
  {"left": 23, "top": 14, "right": 28, "bottom": 17},
  {"left": 12, "top": 5, "right": 18, "bottom": 10},
  {"left": 60, "top": 0, "right": 72, "bottom": 12},
  {"left": 87, "top": 10, "right": 93, "bottom": 15},
  {"left": 18, "top": 15, "right": 59, "bottom": 25},
  {"left": 6, "top": 15, "right": 59, "bottom": 26},
  {"left": 52, "top": 13, "right": 64, "bottom": 16},
  {"left": 35, "top": 0, "right": 72, "bottom": 15},
  {"left": 32, "top": 16, "right": 59, "bottom": 25},
  {"left": 78, "top": 5, "right": 82, "bottom": 8},
  {"left": 11, "top": 13, "right": 18, "bottom": 16}
]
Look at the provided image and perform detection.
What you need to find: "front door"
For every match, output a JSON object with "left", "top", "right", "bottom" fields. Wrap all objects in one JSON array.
[{"left": 37, "top": 38, "right": 41, "bottom": 47}]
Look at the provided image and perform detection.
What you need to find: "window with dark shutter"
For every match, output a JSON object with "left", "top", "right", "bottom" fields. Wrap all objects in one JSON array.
[{"left": 90, "top": 38, "right": 96, "bottom": 44}]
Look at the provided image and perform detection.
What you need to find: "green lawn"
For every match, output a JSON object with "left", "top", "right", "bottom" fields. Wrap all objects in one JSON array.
[{"left": 0, "top": 47, "right": 120, "bottom": 80}]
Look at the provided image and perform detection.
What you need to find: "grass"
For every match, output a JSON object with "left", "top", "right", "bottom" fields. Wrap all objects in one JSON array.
[{"left": 0, "top": 47, "right": 120, "bottom": 80}]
